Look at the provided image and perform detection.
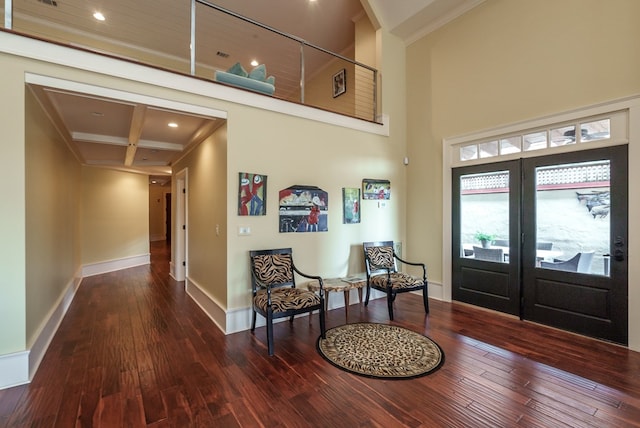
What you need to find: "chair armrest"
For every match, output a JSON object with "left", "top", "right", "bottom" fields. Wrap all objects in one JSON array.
[
  {"left": 393, "top": 253, "right": 427, "bottom": 278},
  {"left": 292, "top": 264, "right": 324, "bottom": 292}
]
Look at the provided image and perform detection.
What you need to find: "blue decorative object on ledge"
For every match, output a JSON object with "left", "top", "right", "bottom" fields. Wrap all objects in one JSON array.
[{"left": 214, "top": 62, "right": 275, "bottom": 95}]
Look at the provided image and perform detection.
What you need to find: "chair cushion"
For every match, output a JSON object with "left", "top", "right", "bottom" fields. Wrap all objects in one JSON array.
[
  {"left": 254, "top": 288, "right": 321, "bottom": 313},
  {"left": 253, "top": 254, "right": 293, "bottom": 284},
  {"left": 370, "top": 272, "right": 423, "bottom": 290},
  {"left": 366, "top": 246, "right": 394, "bottom": 269}
]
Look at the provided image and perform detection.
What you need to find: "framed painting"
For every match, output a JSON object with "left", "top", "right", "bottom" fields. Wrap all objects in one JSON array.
[
  {"left": 342, "top": 188, "right": 360, "bottom": 224},
  {"left": 238, "top": 172, "right": 267, "bottom": 215},
  {"left": 332, "top": 68, "right": 346, "bottom": 98},
  {"left": 278, "top": 185, "right": 328, "bottom": 232},
  {"left": 362, "top": 179, "right": 390, "bottom": 200}
]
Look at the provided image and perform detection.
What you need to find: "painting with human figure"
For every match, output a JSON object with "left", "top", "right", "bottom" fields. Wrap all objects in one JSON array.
[
  {"left": 238, "top": 172, "right": 267, "bottom": 216},
  {"left": 343, "top": 188, "right": 360, "bottom": 224},
  {"left": 278, "top": 185, "right": 328, "bottom": 232}
]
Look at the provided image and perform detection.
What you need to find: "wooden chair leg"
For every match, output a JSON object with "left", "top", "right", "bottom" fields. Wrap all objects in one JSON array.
[
  {"left": 343, "top": 290, "right": 350, "bottom": 321},
  {"left": 319, "top": 306, "right": 326, "bottom": 339},
  {"left": 251, "top": 309, "right": 257, "bottom": 332},
  {"left": 364, "top": 284, "right": 371, "bottom": 306},
  {"left": 266, "top": 311, "right": 274, "bottom": 356},
  {"left": 423, "top": 283, "right": 430, "bottom": 314},
  {"left": 386, "top": 288, "right": 394, "bottom": 320}
]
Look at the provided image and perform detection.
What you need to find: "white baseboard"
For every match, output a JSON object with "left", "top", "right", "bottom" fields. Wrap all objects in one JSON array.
[
  {"left": 0, "top": 271, "right": 83, "bottom": 390},
  {"left": 0, "top": 351, "right": 30, "bottom": 390},
  {"left": 82, "top": 253, "right": 150, "bottom": 277},
  {"left": 28, "top": 274, "right": 82, "bottom": 381},
  {"left": 185, "top": 278, "right": 393, "bottom": 335},
  {"left": 185, "top": 277, "right": 227, "bottom": 333}
]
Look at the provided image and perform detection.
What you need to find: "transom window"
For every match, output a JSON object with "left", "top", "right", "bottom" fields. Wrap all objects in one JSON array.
[{"left": 456, "top": 112, "right": 627, "bottom": 164}]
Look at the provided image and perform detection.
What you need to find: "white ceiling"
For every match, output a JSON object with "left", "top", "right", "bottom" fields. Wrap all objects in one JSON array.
[{"left": 21, "top": 0, "right": 483, "bottom": 186}]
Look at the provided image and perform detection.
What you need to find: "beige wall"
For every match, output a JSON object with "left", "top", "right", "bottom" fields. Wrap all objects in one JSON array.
[
  {"left": 25, "top": 87, "right": 82, "bottom": 347},
  {"left": 0, "top": 54, "right": 27, "bottom": 354},
  {"left": 407, "top": 0, "right": 640, "bottom": 283},
  {"left": 173, "top": 125, "right": 228, "bottom": 307},
  {"left": 81, "top": 167, "right": 150, "bottom": 264},
  {"left": 224, "top": 106, "right": 406, "bottom": 310},
  {"left": 405, "top": 0, "right": 640, "bottom": 346}
]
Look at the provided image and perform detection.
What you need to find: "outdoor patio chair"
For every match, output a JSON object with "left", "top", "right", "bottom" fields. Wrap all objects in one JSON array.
[
  {"left": 540, "top": 251, "right": 594, "bottom": 273},
  {"left": 249, "top": 247, "right": 326, "bottom": 356},
  {"left": 472, "top": 246, "right": 504, "bottom": 262},
  {"left": 363, "top": 241, "right": 428, "bottom": 320}
]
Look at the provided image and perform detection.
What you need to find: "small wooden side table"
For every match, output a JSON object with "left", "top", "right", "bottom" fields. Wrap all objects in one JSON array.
[{"left": 305, "top": 276, "right": 367, "bottom": 322}]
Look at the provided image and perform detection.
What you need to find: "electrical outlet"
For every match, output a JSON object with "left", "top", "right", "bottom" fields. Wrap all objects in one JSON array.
[{"left": 238, "top": 226, "right": 251, "bottom": 235}]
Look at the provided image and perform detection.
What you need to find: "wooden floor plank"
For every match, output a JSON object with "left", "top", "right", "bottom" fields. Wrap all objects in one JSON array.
[{"left": 2, "top": 240, "right": 640, "bottom": 427}]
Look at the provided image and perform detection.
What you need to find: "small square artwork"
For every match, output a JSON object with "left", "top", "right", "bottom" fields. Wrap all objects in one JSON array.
[{"left": 238, "top": 172, "right": 266, "bottom": 216}]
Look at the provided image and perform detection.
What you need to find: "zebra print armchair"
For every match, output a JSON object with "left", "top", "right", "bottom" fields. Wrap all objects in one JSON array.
[
  {"left": 363, "top": 241, "right": 429, "bottom": 320},
  {"left": 249, "top": 248, "right": 326, "bottom": 356}
]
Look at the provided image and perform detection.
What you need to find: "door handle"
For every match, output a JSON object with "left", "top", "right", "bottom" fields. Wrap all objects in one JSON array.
[
  {"left": 613, "top": 236, "right": 625, "bottom": 261},
  {"left": 614, "top": 248, "right": 625, "bottom": 262}
]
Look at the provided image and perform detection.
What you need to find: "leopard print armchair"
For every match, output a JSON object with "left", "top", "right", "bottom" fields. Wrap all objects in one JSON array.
[
  {"left": 249, "top": 248, "right": 326, "bottom": 356},
  {"left": 363, "top": 241, "right": 429, "bottom": 320}
]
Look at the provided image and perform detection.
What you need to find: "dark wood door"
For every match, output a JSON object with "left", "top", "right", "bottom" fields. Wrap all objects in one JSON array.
[
  {"left": 521, "top": 146, "right": 628, "bottom": 345},
  {"left": 453, "top": 146, "right": 628, "bottom": 345},
  {"left": 452, "top": 160, "right": 521, "bottom": 316}
]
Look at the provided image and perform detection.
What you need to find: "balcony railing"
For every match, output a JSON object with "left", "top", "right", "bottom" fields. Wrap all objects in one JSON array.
[{"left": 3, "top": 0, "right": 379, "bottom": 122}]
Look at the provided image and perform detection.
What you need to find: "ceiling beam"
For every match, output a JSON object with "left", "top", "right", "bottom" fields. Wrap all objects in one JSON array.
[{"left": 125, "top": 104, "right": 147, "bottom": 166}]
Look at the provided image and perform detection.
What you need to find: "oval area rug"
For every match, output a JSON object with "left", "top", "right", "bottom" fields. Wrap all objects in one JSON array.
[{"left": 317, "top": 322, "right": 444, "bottom": 379}]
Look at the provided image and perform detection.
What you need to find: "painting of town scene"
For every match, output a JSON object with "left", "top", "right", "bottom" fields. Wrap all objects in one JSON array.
[{"left": 279, "top": 185, "right": 328, "bottom": 232}]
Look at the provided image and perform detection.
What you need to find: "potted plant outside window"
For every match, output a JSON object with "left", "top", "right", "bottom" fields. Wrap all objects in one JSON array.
[{"left": 475, "top": 232, "right": 495, "bottom": 249}]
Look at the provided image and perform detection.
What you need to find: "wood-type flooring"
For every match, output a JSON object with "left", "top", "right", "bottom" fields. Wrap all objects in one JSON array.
[{"left": 1, "top": 241, "right": 639, "bottom": 427}]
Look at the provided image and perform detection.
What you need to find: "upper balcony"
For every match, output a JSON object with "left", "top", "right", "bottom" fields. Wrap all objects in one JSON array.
[{"left": 2, "top": 0, "right": 380, "bottom": 123}]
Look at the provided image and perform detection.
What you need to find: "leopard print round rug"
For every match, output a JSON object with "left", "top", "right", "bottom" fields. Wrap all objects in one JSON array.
[{"left": 317, "top": 323, "right": 444, "bottom": 379}]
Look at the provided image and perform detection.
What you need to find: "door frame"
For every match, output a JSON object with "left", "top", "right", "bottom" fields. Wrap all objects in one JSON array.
[
  {"left": 172, "top": 168, "right": 188, "bottom": 282},
  {"left": 442, "top": 95, "right": 640, "bottom": 351}
]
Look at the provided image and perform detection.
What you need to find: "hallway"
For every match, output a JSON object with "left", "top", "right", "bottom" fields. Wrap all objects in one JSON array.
[{"left": 1, "top": 241, "right": 639, "bottom": 426}]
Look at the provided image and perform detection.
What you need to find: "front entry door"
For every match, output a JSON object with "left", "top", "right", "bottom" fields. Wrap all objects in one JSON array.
[
  {"left": 522, "top": 146, "right": 628, "bottom": 344},
  {"left": 452, "top": 160, "right": 521, "bottom": 316},
  {"left": 452, "top": 146, "right": 628, "bottom": 345}
]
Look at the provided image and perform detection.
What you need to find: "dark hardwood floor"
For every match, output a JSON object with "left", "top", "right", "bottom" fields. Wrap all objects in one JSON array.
[{"left": 1, "top": 240, "right": 639, "bottom": 427}]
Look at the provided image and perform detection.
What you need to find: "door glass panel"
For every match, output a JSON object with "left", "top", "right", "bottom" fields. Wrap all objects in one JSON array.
[
  {"left": 550, "top": 125, "right": 576, "bottom": 147},
  {"left": 479, "top": 140, "right": 499, "bottom": 158},
  {"left": 536, "top": 161, "right": 610, "bottom": 276},
  {"left": 460, "top": 144, "right": 478, "bottom": 161},
  {"left": 460, "top": 171, "right": 509, "bottom": 263},
  {"left": 580, "top": 118, "right": 611, "bottom": 142},
  {"left": 500, "top": 137, "right": 521, "bottom": 155},
  {"left": 524, "top": 131, "right": 547, "bottom": 151}
]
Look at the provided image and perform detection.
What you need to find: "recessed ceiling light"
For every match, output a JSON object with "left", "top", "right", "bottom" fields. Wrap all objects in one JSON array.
[
  {"left": 168, "top": 122, "right": 178, "bottom": 128},
  {"left": 250, "top": 59, "right": 259, "bottom": 67},
  {"left": 93, "top": 11, "right": 105, "bottom": 21}
]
